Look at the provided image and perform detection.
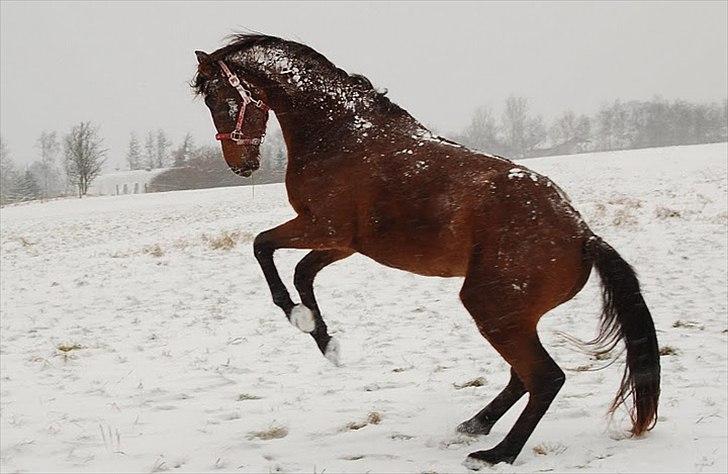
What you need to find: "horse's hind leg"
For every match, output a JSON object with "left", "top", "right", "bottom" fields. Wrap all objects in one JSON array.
[
  {"left": 457, "top": 367, "right": 526, "bottom": 435},
  {"left": 459, "top": 272, "right": 565, "bottom": 466},
  {"left": 294, "top": 249, "right": 353, "bottom": 364}
]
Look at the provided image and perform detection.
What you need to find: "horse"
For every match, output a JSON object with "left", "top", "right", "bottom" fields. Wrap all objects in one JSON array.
[{"left": 192, "top": 34, "right": 660, "bottom": 467}]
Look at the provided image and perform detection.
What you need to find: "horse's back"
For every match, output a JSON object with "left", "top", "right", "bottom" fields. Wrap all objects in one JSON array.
[{"left": 348, "top": 143, "right": 591, "bottom": 289}]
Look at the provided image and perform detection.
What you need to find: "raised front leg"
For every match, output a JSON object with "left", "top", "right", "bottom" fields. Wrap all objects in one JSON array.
[
  {"left": 294, "top": 249, "right": 354, "bottom": 364},
  {"left": 253, "top": 216, "right": 352, "bottom": 336}
]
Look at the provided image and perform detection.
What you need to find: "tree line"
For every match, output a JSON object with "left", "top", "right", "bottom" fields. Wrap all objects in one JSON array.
[
  {"left": 1, "top": 95, "right": 725, "bottom": 205},
  {"left": 147, "top": 129, "right": 287, "bottom": 192},
  {"left": 452, "top": 96, "right": 727, "bottom": 158},
  {"left": 125, "top": 130, "right": 196, "bottom": 171},
  {"left": 0, "top": 124, "right": 289, "bottom": 205},
  {"left": 1, "top": 123, "right": 108, "bottom": 204}
]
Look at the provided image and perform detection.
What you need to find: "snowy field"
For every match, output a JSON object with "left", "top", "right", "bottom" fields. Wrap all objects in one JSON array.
[{"left": 1, "top": 143, "right": 726, "bottom": 473}]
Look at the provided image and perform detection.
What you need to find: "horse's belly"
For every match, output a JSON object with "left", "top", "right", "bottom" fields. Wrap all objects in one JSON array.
[
  {"left": 356, "top": 238, "right": 469, "bottom": 277},
  {"left": 355, "top": 195, "right": 472, "bottom": 277}
]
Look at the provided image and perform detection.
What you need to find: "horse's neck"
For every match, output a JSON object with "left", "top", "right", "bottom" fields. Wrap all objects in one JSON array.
[
  {"left": 271, "top": 86, "right": 409, "bottom": 158},
  {"left": 274, "top": 98, "right": 421, "bottom": 164},
  {"left": 236, "top": 48, "right": 420, "bottom": 158}
]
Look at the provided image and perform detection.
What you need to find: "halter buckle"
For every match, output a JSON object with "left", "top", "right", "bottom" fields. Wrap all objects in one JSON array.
[
  {"left": 228, "top": 75, "right": 241, "bottom": 87},
  {"left": 229, "top": 130, "right": 245, "bottom": 142}
]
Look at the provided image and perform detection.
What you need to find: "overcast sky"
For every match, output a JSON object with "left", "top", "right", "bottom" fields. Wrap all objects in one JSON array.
[{"left": 1, "top": 1, "right": 726, "bottom": 169}]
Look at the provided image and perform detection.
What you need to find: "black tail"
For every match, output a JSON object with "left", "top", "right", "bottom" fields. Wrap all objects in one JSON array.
[{"left": 586, "top": 236, "right": 660, "bottom": 436}]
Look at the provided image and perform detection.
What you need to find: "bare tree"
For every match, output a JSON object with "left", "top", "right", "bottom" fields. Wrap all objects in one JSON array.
[
  {"left": 155, "top": 129, "right": 171, "bottom": 168},
  {"left": 501, "top": 95, "right": 529, "bottom": 158},
  {"left": 500, "top": 96, "right": 547, "bottom": 157},
  {"left": 63, "top": 122, "right": 107, "bottom": 197},
  {"left": 0, "top": 136, "right": 19, "bottom": 205},
  {"left": 126, "top": 132, "right": 142, "bottom": 170},
  {"left": 549, "top": 111, "right": 577, "bottom": 146},
  {"left": 35, "top": 131, "right": 60, "bottom": 199},
  {"left": 172, "top": 132, "right": 194, "bottom": 167},
  {"left": 463, "top": 105, "right": 502, "bottom": 153},
  {"left": 523, "top": 115, "right": 547, "bottom": 156},
  {"left": 575, "top": 115, "right": 591, "bottom": 149},
  {"left": 144, "top": 131, "right": 155, "bottom": 169}
]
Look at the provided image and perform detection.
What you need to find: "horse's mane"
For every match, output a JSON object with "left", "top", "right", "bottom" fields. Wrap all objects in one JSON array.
[{"left": 192, "top": 33, "right": 403, "bottom": 115}]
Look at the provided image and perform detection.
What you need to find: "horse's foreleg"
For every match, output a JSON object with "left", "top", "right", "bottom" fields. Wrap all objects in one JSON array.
[
  {"left": 253, "top": 217, "right": 352, "bottom": 335},
  {"left": 294, "top": 249, "right": 354, "bottom": 364}
]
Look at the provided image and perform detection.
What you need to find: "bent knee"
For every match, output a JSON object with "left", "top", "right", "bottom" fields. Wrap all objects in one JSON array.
[{"left": 253, "top": 233, "right": 274, "bottom": 258}]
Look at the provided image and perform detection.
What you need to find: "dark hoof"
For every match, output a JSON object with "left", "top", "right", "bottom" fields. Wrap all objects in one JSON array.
[
  {"left": 464, "top": 449, "right": 516, "bottom": 469},
  {"left": 456, "top": 418, "right": 492, "bottom": 436}
]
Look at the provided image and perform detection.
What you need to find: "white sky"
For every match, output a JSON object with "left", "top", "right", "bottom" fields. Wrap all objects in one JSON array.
[{"left": 1, "top": 1, "right": 726, "bottom": 169}]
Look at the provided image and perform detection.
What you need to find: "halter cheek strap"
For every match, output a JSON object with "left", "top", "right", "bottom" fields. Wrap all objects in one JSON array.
[{"left": 214, "top": 60, "right": 268, "bottom": 145}]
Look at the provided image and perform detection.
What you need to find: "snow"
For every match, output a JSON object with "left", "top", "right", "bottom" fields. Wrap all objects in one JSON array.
[
  {"left": 1, "top": 142, "right": 726, "bottom": 473},
  {"left": 88, "top": 168, "right": 169, "bottom": 196},
  {"left": 412, "top": 128, "right": 465, "bottom": 149},
  {"left": 225, "top": 98, "right": 239, "bottom": 118}
]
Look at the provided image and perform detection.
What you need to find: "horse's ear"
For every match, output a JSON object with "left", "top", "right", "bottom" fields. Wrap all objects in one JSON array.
[
  {"left": 195, "top": 50, "right": 216, "bottom": 77},
  {"left": 195, "top": 50, "right": 211, "bottom": 64}
]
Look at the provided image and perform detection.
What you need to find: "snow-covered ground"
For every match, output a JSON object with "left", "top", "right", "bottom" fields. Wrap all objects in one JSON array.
[{"left": 1, "top": 143, "right": 726, "bottom": 473}]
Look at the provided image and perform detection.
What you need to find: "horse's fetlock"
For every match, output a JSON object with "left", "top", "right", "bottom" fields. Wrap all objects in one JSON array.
[{"left": 272, "top": 294, "right": 291, "bottom": 310}]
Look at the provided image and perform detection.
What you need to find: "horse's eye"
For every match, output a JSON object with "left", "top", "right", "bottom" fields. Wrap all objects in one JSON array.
[{"left": 204, "top": 95, "right": 214, "bottom": 107}]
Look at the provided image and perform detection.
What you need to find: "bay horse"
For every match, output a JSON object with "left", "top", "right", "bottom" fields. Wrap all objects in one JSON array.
[{"left": 192, "top": 34, "right": 660, "bottom": 467}]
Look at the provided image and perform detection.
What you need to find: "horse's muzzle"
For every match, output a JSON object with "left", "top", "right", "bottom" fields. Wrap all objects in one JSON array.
[{"left": 231, "top": 159, "right": 260, "bottom": 178}]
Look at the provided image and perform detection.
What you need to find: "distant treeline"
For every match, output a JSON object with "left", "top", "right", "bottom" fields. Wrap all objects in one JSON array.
[
  {"left": 451, "top": 96, "right": 727, "bottom": 158},
  {"left": 1, "top": 124, "right": 107, "bottom": 204},
  {"left": 1, "top": 96, "right": 725, "bottom": 204},
  {"left": 0, "top": 125, "right": 288, "bottom": 204},
  {"left": 147, "top": 129, "right": 287, "bottom": 193},
  {"left": 147, "top": 132, "right": 287, "bottom": 193},
  {"left": 151, "top": 96, "right": 726, "bottom": 193}
]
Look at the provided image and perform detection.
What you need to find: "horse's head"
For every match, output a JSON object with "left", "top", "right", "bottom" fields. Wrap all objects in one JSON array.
[{"left": 194, "top": 51, "right": 270, "bottom": 177}]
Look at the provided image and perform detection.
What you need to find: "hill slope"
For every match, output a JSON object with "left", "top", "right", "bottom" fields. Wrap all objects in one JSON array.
[{"left": 1, "top": 143, "right": 726, "bottom": 473}]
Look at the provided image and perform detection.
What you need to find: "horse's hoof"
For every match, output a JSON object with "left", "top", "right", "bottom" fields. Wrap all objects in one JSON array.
[
  {"left": 457, "top": 418, "right": 492, "bottom": 436},
  {"left": 323, "top": 336, "right": 342, "bottom": 366},
  {"left": 464, "top": 449, "right": 516, "bottom": 469},
  {"left": 462, "top": 456, "right": 487, "bottom": 471},
  {"left": 289, "top": 305, "right": 316, "bottom": 333}
]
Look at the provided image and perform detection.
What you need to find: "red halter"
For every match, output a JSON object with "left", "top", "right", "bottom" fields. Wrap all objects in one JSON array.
[{"left": 215, "top": 60, "right": 268, "bottom": 145}]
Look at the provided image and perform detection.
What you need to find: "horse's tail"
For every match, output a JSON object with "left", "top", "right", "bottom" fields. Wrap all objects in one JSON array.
[{"left": 585, "top": 236, "right": 660, "bottom": 436}]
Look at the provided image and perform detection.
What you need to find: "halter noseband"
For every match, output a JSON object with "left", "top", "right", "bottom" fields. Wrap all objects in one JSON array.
[{"left": 214, "top": 60, "right": 267, "bottom": 145}]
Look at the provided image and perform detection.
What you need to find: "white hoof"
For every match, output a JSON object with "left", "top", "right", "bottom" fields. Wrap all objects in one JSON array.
[
  {"left": 289, "top": 305, "right": 316, "bottom": 333},
  {"left": 324, "top": 337, "right": 342, "bottom": 366}
]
